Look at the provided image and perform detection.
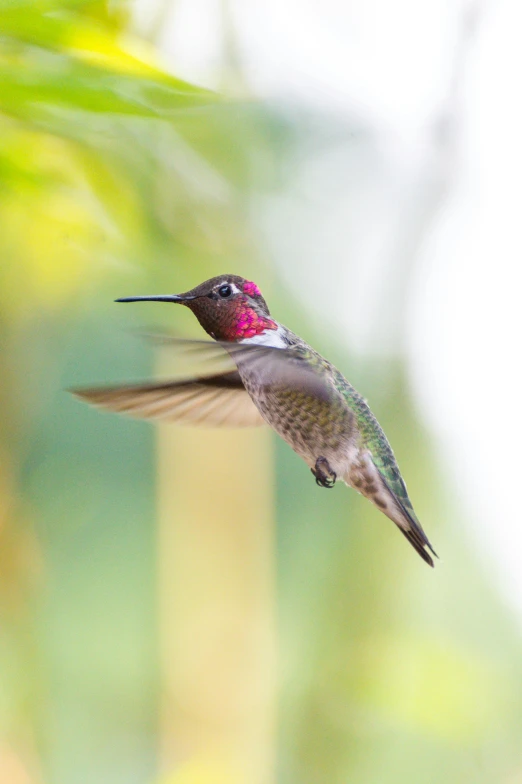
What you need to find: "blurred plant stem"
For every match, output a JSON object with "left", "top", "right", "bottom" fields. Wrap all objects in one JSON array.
[{"left": 157, "top": 402, "right": 276, "bottom": 782}]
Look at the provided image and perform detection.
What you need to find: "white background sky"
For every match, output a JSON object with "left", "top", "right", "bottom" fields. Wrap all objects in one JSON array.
[{"left": 133, "top": 0, "right": 522, "bottom": 612}]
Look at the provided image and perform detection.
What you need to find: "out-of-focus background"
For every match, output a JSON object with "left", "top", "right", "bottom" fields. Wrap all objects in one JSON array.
[{"left": 1, "top": 1, "right": 522, "bottom": 782}]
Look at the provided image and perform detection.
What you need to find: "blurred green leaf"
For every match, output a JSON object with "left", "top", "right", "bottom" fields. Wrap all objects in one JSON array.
[{"left": 0, "top": 0, "right": 218, "bottom": 125}]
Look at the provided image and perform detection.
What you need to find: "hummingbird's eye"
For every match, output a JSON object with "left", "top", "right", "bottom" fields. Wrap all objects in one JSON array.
[{"left": 218, "top": 284, "right": 232, "bottom": 298}]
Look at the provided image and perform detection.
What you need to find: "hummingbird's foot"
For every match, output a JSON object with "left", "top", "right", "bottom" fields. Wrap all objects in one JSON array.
[{"left": 312, "top": 456, "right": 337, "bottom": 489}]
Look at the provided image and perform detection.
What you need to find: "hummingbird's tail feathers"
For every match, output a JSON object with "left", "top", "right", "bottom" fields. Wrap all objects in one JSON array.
[
  {"left": 346, "top": 453, "right": 437, "bottom": 566},
  {"left": 383, "top": 484, "right": 438, "bottom": 567},
  {"left": 71, "top": 373, "right": 265, "bottom": 428},
  {"left": 396, "top": 521, "right": 436, "bottom": 567},
  {"left": 361, "top": 450, "right": 437, "bottom": 567}
]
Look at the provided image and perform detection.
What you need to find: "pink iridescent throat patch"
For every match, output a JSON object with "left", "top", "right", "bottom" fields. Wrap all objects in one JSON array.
[
  {"left": 235, "top": 306, "right": 276, "bottom": 339},
  {"left": 243, "top": 280, "right": 262, "bottom": 297}
]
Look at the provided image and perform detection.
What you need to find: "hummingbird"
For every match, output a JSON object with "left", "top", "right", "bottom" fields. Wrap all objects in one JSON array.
[{"left": 74, "top": 275, "right": 437, "bottom": 566}]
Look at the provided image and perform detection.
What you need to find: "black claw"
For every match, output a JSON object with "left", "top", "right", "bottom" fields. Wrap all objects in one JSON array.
[{"left": 312, "top": 456, "right": 337, "bottom": 489}]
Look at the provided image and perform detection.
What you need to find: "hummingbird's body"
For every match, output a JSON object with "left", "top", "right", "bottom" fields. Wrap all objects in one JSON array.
[
  {"left": 237, "top": 329, "right": 356, "bottom": 479},
  {"left": 75, "top": 275, "right": 437, "bottom": 566}
]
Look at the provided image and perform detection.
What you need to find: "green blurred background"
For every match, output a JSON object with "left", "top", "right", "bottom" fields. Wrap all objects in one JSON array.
[{"left": 1, "top": 2, "right": 521, "bottom": 783}]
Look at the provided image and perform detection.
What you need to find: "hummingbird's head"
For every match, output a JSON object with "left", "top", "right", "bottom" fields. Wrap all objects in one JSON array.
[{"left": 117, "top": 275, "right": 277, "bottom": 342}]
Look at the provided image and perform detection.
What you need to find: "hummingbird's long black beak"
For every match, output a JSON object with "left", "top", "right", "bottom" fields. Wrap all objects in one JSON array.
[{"left": 115, "top": 294, "right": 196, "bottom": 304}]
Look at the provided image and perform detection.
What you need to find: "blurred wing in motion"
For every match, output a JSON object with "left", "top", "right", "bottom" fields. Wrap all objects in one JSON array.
[
  {"left": 73, "top": 372, "right": 265, "bottom": 428},
  {"left": 73, "top": 336, "right": 336, "bottom": 426},
  {"left": 140, "top": 335, "right": 336, "bottom": 403}
]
